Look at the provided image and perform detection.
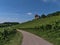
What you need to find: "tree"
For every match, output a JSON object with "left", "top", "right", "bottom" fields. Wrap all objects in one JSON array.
[
  {"left": 41, "top": 14, "right": 46, "bottom": 18},
  {"left": 47, "top": 11, "right": 60, "bottom": 17}
]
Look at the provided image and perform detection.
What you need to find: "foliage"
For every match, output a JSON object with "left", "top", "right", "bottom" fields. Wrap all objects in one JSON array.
[
  {"left": 17, "top": 11, "right": 60, "bottom": 45},
  {"left": 0, "top": 28, "right": 17, "bottom": 45},
  {"left": 47, "top": 11, "right": 60, "bottom": 17},
  {"left": 41, "top": 14, "right": 46, "bottom": 18},
  {"left": 19, "top": 21, "right": 60, "bottom": 45},
  {"left": 5, "top": 32, "right": 22, "bottom": 45}
]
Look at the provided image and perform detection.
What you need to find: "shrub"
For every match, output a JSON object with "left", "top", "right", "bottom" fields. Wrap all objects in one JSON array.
[
  {"left": 3, "top": 29, "right": 8, "bottom": 40},
  {"left": 0, "top": 28, "right": 17, "bottom": 45},
  {"left": 45, "top": 24, "right": 52, "bottom": 30}
]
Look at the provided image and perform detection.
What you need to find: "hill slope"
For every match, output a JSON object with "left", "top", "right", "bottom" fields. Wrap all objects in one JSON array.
[
  {"left": 19, "top": 15, "right": 60, "bottom": 28},
  {"left": 17, "top": 12, "right": 60, "bottom": 45}
]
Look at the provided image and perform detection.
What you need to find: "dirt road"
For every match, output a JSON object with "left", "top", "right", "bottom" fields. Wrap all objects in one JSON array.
[{"left": 18, "top": 30, "right": 53, "bottom": 45}]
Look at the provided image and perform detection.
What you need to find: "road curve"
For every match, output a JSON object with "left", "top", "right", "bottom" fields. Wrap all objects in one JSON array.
[{"left": 18, "top": 30, "right": 53, "bottom": 45}]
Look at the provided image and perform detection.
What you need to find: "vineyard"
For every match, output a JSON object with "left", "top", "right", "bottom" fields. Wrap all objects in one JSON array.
[
  {"left": 19, "top": 20, "right": 60, "bottom": 45},
  {"left": 17, "top": 11, "right": 60, "bottom": 45}
]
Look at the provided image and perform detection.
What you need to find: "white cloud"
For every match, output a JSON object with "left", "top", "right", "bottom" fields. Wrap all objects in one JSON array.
[
  {"left": 27, "top": 12, "right": 32, "bottom": 15},
  {"left": 42, "top": 0, "right": 58, "bottom": 2}
]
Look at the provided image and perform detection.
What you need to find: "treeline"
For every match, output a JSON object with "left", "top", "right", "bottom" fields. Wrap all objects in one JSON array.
[
  {"left": 3, "top": 22, "right": 19, "bottom": 25},
  {"left": 0, "top": 22, "right": 19, "bottom": 28},
  {"left": 36, "top": 11, "right": 60, "bottom": 19},
  {"left": 47, "top": 11, "right": 60, "bottom": 17}
]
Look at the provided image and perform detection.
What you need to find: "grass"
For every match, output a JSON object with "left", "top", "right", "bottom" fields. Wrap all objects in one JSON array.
[
  {"left": 5, "top": 32, "right": 23, "bottom": 45},
  {"left": 19, "top": 28, "right": 60, "bottom": 45},
  {"left": 16, "top": 15, "right": 60, "bottom": 45},
  {"left": 0, "top": 27, "right": 23, "bottom": 45},
  {"left": 17, "top": 15, "right": 60, "bottom": 28}
]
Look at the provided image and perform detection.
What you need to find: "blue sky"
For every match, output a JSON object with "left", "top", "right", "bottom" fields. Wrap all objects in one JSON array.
[{"left": 0, "top": 0, "right": 60, "bottom": 23}]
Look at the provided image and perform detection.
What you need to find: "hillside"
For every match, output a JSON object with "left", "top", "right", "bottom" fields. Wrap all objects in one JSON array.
[
  {"left": 19, "top": 14, "right": 60, "bottom": 28},
  {"left": 17, "top": 11, "right": 60, "bottom": 45}
]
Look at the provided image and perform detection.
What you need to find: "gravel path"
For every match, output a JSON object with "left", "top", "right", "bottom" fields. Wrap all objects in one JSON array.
[{"left": 18, "top": 30, "right": 53, "bottom": 45}]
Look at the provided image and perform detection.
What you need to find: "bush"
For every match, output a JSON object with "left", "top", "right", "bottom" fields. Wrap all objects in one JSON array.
[
  {"left": 0, "top": 28, "right": 17, "bottom": 45},
  {"left": 41, "top": 14, "right": 46, "bottom": 18},
  {"left": 45, "top": 24, "right": 52, "bottom": 30},
  {"left": 3, "top": 29, "right": 8, "bottom": 40}
]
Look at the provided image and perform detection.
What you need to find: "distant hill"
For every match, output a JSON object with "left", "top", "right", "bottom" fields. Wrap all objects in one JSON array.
[
  {"left": 0, "top": 22, "right": 19, "bottom": 28},
  {"left": 3, "top": 22, "right": 19, "bottom": 25}
]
